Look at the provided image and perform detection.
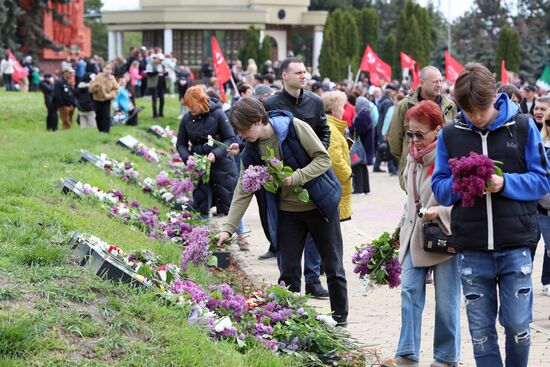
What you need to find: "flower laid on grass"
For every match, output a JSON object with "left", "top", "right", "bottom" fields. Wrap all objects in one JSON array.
[
  {"left": 449, "top": 151, "right": 502, "bottom": 208},
  {"left": 180, "top": 226, "right": 211, "bottom": 270},
  {"left": 352, "top": 228, "right": 401, "bottom": 294},
  {"left": 149, "top": 124, "right": 178, "bottom": 145},
  {"left": 134, "top": 143, "right": 164, "bottom": 163}
]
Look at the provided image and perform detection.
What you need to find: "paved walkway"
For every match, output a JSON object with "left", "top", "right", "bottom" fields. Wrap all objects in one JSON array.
[{"left": 231, "top": 167, "right": 550, "bottom": 366}]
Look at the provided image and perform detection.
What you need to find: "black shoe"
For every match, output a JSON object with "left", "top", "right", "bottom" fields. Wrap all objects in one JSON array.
[
  {"left": 305, "top": 282, "right": 329, "bottom": 298},
  {"left": 373, "top": 168, "right": 386, "bottom": 172},
  {"left": 258, "top": 251, "right": 276, "bottom": 260}
]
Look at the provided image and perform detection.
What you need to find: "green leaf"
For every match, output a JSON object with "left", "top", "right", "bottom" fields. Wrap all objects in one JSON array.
[
  {"left": 137, "top": 265, "right": 154, "bottom": 279},
  {"left": 207, "top": 255, "right": 218, "bottom": 267},
  {"left": 494, "top": 166, "right": 503, "bottom": 177},
  {"left": 297, "top": 189, "right": 310, "bottom": 203}
]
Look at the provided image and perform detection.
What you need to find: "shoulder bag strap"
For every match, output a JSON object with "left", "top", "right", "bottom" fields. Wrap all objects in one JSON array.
[{"left": 411, "top": 165, "right": 423, "bottom": 217}]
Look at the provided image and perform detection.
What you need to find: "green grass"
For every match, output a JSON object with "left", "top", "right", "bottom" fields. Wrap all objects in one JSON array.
[{"left": 0, "top": 91, "right": 295, "bottom": 366}]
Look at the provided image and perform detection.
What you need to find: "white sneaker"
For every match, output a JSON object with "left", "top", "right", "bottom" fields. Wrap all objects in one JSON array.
[{"left": 543, "top": 284, "right": 550, "bottom": 296}]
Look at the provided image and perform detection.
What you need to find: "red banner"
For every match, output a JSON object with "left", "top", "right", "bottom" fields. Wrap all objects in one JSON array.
[
  {"left": 444, "top": 51, "right": 463, "bottom": 85},
  {"left": 211, "top": 36, "right": 232, "bottom": 102},
  {"left": 400, "top": 52, "right": 420, "bottom": 89},
  {"left": 359, "top": 45, "right": 392, "bottom": 86},
  {"left": 501, "top": 59, "right": 509, "bottom": 84},
  {"left": 7, "top": 49, "right": 29, "bottom": 84}
]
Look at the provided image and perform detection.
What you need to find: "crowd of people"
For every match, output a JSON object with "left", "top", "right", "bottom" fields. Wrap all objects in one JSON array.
[{"left": 4, "top": 46, "right": 550, "bottom": 367}]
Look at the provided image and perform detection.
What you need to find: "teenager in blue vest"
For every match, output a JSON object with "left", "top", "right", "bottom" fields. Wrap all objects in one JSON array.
[
  {"left": 432, "top": 63, "right": 550, "bottom": 367},
  {"left": 217, "top": 97, "right": 349, "bottom": 325}
]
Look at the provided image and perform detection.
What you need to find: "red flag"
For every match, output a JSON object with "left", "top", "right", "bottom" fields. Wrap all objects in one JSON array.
[
  {"left": 360, "top": 45, "right": 392, "bottom": 86},
  {"left": 444, "top": 51, "right": 463, "bottom": 85},
  {"left": 7, "top": 49, "right": 29, "bottom": 84},
  {"left": 501, "top": 59, "right": 509, "bottom": 84},
  {"left": 211, "top": 36, "right": 232, "bottom": 102},
  {"left": 400, "top": 52, "right": 420, "bottom": 89}
]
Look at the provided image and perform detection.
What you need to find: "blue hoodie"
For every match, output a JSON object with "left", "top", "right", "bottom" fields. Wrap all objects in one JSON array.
[{"left": 432, "top": 93, "right": 550, "bottom": 206}]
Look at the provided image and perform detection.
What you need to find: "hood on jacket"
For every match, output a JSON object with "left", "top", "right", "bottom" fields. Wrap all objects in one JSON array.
[
  {"left": 267, "top": 110, "right": 294, "bottom": 149},
  {"left": 355, "top": 96, "right": 369, "bottom": 114},
  {"left": 209, "top": 98, "right": 223, "bottom": 112},
  {"left": 462, "top": 93, "right": 518, "bottom": 131}
]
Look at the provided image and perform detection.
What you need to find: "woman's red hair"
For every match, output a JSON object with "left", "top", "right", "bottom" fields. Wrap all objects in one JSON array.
[
  {"left": 183, "top": 86, "right": 210, "bottom": 114},
  {"left": 405, "top": 100, "right": 444, "bottom": 129}
]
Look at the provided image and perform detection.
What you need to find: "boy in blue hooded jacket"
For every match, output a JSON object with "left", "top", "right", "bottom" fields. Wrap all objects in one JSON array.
[{"left": 432, "top": 63, "right": 550, "bottom": 367}]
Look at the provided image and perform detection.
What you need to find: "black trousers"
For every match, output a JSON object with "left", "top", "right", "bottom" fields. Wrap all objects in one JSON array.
[
  {"left": 95, "top": 100, "right": 111, "bottom": 133},
  {"left": 46, "top": 104, "right": 58, "bottom": 131},
  {"left": 151, "top": 78, "right": 165, "bottom": 117},
  {"left": 277, "top": 209, "right": 348, "bottom": 323}
]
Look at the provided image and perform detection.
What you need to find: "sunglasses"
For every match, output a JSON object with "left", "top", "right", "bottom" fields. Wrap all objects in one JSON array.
[{"left": 406, "top": 129, "right": 434, "bottom": 140}]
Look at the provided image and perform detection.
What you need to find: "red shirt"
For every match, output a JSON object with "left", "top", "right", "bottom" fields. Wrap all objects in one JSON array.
[{"left": 342, "top": 102, "right": 356, "bottom": 127}]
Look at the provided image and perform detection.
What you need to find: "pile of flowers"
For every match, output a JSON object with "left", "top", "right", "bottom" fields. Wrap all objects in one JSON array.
[
  {"left": 149, "top": 125, "right": 178, "bottom": 146},
  {"left": 449, "top": 151, "right": 502, "bottom": 207},
  {"left": 134, "top": 143, "right": 168, "bottom": 163},
  {"left": 352, "top": 229, "right": 401, "bottom": 294},
  {"left": 242, "top": 147, "right": 309, "bottom": 202},
  {"left": 74, "top": 181, "right": 199, "bottom": 243}
]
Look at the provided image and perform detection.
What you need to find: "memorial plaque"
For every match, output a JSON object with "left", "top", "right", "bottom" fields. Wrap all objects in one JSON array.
[
  {"left": 60, "top": 178, "right": 84, "bottom": 197},
  {"left": 79, "top": 151, "right": 101, "bottom": 167},
  {"left": 117, "top": 135, "right": 140, "bottom": 150},
  {"left": 147, "top": 126, "right": 163, "bottom": 138}
]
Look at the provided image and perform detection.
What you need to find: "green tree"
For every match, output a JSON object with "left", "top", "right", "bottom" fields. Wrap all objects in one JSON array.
[
  {"left": 380, "top": 32, "right": 398, "bottom": 79},
  {"left": 257, "top": 36, "right": 272, "bottom": 67},
  {"left": 352, "top": 7, "right": 378, "bottom": 53},
  {"left": 0, "top": 0, "right": 23, "bottom": 54},
  {"left": 395, "top": 1, "right": 431, "bottom": 78},
  {"left": 495, "top": 27, "right": 520, "bottom": 79},
  {"left": 310, "top": 0, "right": 371, "bottom": 12},
  {"left": 319, "top": 9, "right": 360, "bottom": 80},
  {"left": 238, "top": 26, "right": 260, "bottom": 67},
  {"left": 85, "top": 0, "right": 107, "bottom": 58}
]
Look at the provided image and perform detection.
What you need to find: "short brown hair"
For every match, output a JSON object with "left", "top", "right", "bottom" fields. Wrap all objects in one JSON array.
[
  {"left": 183, "top": 86, "right": 210, "bottom": 113},
  {"left": 454, "top": 63, "right": 496, "bottom": 111},
  {"left": 228, "top": 97, "right": 268, "bottom": 132}
]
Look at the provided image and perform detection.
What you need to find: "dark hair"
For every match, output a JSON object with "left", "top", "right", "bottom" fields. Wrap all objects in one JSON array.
[
  {"left": 497, "top": 83, "right": 521, "bottom": 102},
  {"left": 263, "top": 73, "right": 274, "bottom": 84},
  {"left": 454, "top": 63, "right": 496, "bottom": 111},
  {"left": 406, "top": 100, "right": 445, "bottom": 129},
  {"left": 228, "top": 97, "right": 268, "bottom": 131},
  {"left": 238, "top": 83, "right": 252, "bottom": 95},
  {"left": 280, "top": 57, "right": 304, "bottom": 73}
]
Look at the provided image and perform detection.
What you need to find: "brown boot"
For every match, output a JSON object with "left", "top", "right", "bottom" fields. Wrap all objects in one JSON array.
[{"left": 237, "top": 235, "right": 250, "bottom": 251}]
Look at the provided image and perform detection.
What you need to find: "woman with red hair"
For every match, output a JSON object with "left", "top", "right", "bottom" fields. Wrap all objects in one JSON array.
[
  {"left": 176, "top": 86, "right": 239, "bottom": 222},
  {"left": 387, "top": 100, "right": 461, "bottom": 367}
]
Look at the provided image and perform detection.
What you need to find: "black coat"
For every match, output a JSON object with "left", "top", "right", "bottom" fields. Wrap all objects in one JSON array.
[
  {"left": 263, "top": 88, "right": 331, "bottom": 149},
  {"left": 53, "top": 78, "right": 76, "bottom": 108},
  {"left": 176, "top": 99, "right": 238, "bottom": 216},
  {"left": 75, "top": 82, "right": 94, "bottom": 112},
  {"left": 39, "top": 80, "right": 55, "bottom": 108}
]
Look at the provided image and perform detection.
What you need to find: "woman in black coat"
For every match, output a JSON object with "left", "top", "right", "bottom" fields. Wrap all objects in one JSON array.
[{"left": 176, "top": 86, "right": 238, "bottom": 218}]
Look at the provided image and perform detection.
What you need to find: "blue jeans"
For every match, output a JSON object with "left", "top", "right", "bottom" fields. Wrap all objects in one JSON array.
[
  {"left": 536, "top": 213, "right": 550, "bottom": 285},
  {"left": 304, "top": 234, "right": 321, "bottom": 284},
  {"left": 396, "top": 250, "right": 461, "bottom": 364},
  {"left": 235, "top": 219, "right": 246, "bottom": 236},
  {"left": 459, "top": 248, "right": 533, "bottom": 367}
]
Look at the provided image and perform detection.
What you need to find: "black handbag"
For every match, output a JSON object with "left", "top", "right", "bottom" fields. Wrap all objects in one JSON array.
[{"left": 411, "top": 166, "right": 456, "bottom": 255}]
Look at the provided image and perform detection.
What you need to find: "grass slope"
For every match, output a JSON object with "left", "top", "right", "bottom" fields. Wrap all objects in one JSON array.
[{"left": 0, "top": 91, "right": 293, "bottom": 366}]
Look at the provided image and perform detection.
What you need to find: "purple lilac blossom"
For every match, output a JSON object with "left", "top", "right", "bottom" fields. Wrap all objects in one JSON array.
[
  {"left": 156, "top": 172, "right": 171, "bottom": 187},
  {"left": 386, "top": 257, "right": 402, "bottom": 288},
  {"left": 449, "top": 152, "right": 495, "bottom": 208},
  {"left": 171, "top": 178, "right": 194, "bottom": 197},
  {"left": 180, "top": 226, "right": 210, "bottom": 270},
  {"left": 242, "top": 165, "right": 271, "bottom": 193},
  {"left": 139, "top": 209, "right": 159, "bottom": 229},
  {"left": 170, "top": 280, "right": 209, "bottom": 302}
]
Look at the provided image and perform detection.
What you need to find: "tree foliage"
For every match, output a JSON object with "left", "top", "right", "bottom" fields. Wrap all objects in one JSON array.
[
  {"left": 495, "top": 27, "right": 520, "bottom": 79},
  {"left": 310, "top": 0, "right": 371, "bottom": 12},
  {"left": 319, "top": 9, "right": 360, "bottom": 80},
  {"left": 238, "top": 26, "right": 261, "bottom": 67},
  {"left": 380, "top": 32, "right": 398, "bottom": 79},
  {"left": 352, "top": 7, "right": 378, "bottom": 53}
]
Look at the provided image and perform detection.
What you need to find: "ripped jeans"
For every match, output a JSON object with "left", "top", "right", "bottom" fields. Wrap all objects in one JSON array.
[{"left": 459, "top": 247, "right": 533, "bottom": 367}]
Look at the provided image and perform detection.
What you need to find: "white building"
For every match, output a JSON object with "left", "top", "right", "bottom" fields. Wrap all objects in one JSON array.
[{"left": 101, "top": 0, "right": 327, "bottom": 73}]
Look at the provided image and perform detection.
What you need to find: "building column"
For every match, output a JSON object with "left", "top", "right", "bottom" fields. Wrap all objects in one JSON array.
[
  {"left": 108, "top": 31, "right": 116, "bottom": 61},
  {"left": 115, "top": 32, "right": 124, "bottom": 56},
  {"left": 265, "top": 30, "right": 287, "bottom": 62},
  {"left": 259, "top": 30, "right": 265, "bottom": 45},
  {"left": 312, "top": 27, "right": 323, "bottom": 75},
  {"left": 164, "top": 29, "right": 173, "bottom": 54}
]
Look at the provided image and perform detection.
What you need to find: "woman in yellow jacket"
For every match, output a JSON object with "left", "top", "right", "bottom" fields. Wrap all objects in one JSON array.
[
  {"left": 322, "top": 91, "right": 352, "bottom": 220},
  {"left": 89, "top": 63, "right": 118, "bottom": 133}
]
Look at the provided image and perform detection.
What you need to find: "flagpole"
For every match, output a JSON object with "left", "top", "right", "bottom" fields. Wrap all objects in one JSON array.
[
  {"left": 230, "top": 77, "right": 240, "bottom": 97},
  {"left": 352, "top": 69, "right": 361, "bottom": 89}
]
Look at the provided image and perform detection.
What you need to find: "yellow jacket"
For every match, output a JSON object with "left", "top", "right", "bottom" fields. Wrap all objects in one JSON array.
[
  {"left": 89, "top": 73, "right": 119, "bottom": 102},
  {"left": 327, "top": 115, "right": 352, "bottom": 220}
]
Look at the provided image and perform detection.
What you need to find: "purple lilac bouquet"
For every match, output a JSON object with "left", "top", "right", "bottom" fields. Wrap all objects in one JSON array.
[
  {"left": 180, "top": 226, "right": 211, "bottom": 270},
  {"left": 449, "top": 152, "right": 502, "bottom": 208},
  {"left": 352, "top": 229, "right": 401, "bottom": 293},
  {"left": 242, "top": 165, "right": 272, "bottom": 193},
  {"left": 260, "top": 147, "right": 310, "bottom": 202}
]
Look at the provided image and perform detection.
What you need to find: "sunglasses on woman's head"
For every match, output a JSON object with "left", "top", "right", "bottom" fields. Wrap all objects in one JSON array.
[{"left": 406, "top": 129, "right": 433, "bottom": 140}]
